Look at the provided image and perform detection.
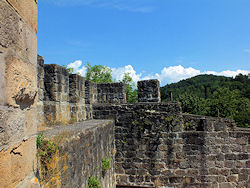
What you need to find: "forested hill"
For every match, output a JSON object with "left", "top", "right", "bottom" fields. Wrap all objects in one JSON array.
[{"left": 161, "top": 74, "right": 250, "bottom": 128}]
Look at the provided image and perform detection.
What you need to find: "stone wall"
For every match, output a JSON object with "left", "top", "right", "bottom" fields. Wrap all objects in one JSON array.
[
  {"left": 69, "top": 74, "right": 86, "bottom": 122},
  {"left": 0, "top": 0, "right": 39, "bottom": 187},
  {"left": 138, "top": 79, "right": 161, "bottom": 103},
  {"left": 96, "top": 83, "right": 127, "bottom": 104},
  {"left": 93, "top": 103, "right": 250, "bottom": 188},
  {"left": 38, "top": 120, "right": 116, "bottom": 188},
  {"left": 37, "top": 60, "right": 127, "bottom": 128}
]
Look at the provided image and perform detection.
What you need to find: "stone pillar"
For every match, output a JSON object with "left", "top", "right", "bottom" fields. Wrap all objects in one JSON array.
[
  {"left": 0, "top": 0, "right": 39, "bottom": 187},
  {"left": 137, "top": 79, "right": 161, "bottom": 103},
  {"left": 97, "top": 83, "right": 127, "bottom": 104},
  {"left": 43, "top": 64, "right": 70, "bottom": 125},
  {"left": 85, "top": 80, "right": 97, "bottom": 119},
  {"left": 69, "top": 74, "right": 86, "bottom": 122}
]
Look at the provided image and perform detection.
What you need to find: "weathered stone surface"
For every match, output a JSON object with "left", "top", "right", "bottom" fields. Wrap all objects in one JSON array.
[
  {"left": 93, "top": 102, "right": 249, "bottom": 187},
  {"left": 5, "top": 56, "right": 37, "bottom": 108},
  {"left": 137, "top": 79, "right": 161, "bottom": 103},
  {"left": 0, "top": 137, "right": 37, "bottom": 188},
  {"left": 0, "top": 0, "right": 37, "bottom": 106},
  {"left": 0, "top": 0, "right": 38, "bottom": 187},
  {"left": 38, "top": 120, "right": 115, "bottom": 188},
  {"left": 0, "top": 106, "right": 25, "bottom": 150},
  {"left": 6, "top": 0, "right": 37, "bottom": 32},
  {"left": 96, "top": 82, "right": 126, "bottom": 104}
]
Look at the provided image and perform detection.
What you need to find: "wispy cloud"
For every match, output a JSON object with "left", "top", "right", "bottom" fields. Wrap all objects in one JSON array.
[
  {"left": 43, "top": 0, "right": 155, "bottom": 13},
  {"left": 67, "top": 60, "right": 250, "bottom": 86},
  {"left": 244, "top": 49, "right": 250, "bottom": 53}
]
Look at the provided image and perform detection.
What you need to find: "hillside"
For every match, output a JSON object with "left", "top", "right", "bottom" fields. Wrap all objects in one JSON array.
[{"left": 161, "top": 74, "right": 250, "bottom": 128}]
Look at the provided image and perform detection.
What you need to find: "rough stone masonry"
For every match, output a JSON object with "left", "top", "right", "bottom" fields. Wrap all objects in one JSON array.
[
  {"left": 0, "top": 1, "right": 249, "bottom": 188},
  {"left": 0, "top": 0, "right": 39, "bottom": 187}
]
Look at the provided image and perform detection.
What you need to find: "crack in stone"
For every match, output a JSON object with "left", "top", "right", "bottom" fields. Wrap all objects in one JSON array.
[{"left": 10, "top": 144, "right": 22, "bottom": 156}]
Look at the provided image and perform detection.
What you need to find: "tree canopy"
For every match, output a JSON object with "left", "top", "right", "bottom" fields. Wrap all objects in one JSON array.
[
  {"left": 122, "top": 73, "right": 138, "bottom": 103},
  {"left": 161, "top": 74, "right": 250, "bottom": 128},
  {"left": 85, "top": 62, "right": 113, "bottom": 83}
]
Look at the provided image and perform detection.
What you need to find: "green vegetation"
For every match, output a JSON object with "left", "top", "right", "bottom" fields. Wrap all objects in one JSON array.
[
  {"left": 37, "top": 133, "right": 58, "bottom": 162},
  {"left": 37, "top": 133, "right": 59, "bottom": 184},
  {"left": 62, "top": 65, "right": 75, "bottom": 74},
  {"left": 185, "top": 122, "right": 193, "bottom": 130},
  {"left": 161, "top": 74, "right": 250, "bottom": 128},
  {"left": 144, "top": 119, "right": 152, "bottom": 126},
  {"left": 121, "top": 73, "right": 138, "bottom": 103},
  {"left": 165, "top": 115, "right": 174, "bottom": 122},
  {"left": 37, "top": 133, "right": 44, "bottom": 148},
  {"left": 101, "top": 157, "right": 112, "bottom": 173},
  {"left": 86, "top": 62, "right": 113, "bottom": 83},
  {"left": 62, "top": 62, "right": 138, "bottom": 103},
  {"left": 88, "top": 176, "right": 101, "bottom": 188},
  {"left": 132, "top": 120, "right": 139, "bottom": 126}
]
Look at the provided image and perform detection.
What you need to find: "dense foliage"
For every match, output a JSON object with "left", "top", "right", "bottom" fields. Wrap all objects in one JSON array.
[
  {"left": 85, "top": 62, "right": 113, "bottom": 83},
  {"left": 161, "top": 74, "right": 250, "bottom": 128},
  {"left": 122, "top": 73, "right": 138, "bottom": 103}
]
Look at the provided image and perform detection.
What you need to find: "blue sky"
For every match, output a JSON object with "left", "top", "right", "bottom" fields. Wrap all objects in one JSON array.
[{"left": 38, "top": 0, "right": 250, "bottom": 85}]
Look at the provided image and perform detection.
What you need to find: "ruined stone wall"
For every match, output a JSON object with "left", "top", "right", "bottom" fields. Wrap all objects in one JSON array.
[
  {"left": 93, "top": 103, "right": 250, "bottom": 188},
  {"left": 138, "top": 79, "right": 161, "bottom": 103},
  {"left": 37, "top": 61, "right": 127, "bottom": 127},
  {"left": 97, "top": 83, "right": 127, "bottom": 104},
  {"left": 69, "top": 74, "right": 86, "bottom": 122},
  {"left": 38, "top": 120, "right": 116, "bottom": 188},
  {"left": 0, "top": 0, "right": 39, "bottom": 187}
]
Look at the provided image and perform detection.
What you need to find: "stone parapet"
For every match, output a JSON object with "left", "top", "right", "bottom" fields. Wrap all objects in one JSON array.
[
  {"left": 92, "top": 102, "right": 249, "bottom": 187},
  {"left": 137, "top": 79, "right": 161, "bottom": 103},
  {"left": 97, "top": 82, "right": 127, "bottom": 104},
  {"left": 37, "top": 120, "right": 116, "bottom": 188}
]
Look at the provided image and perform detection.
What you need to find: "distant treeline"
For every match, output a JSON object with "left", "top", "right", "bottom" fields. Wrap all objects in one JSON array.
[{"left": 161, "top": 74, "right": 250, "bottom": 128}]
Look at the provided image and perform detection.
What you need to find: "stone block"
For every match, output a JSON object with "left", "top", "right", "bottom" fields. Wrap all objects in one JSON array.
[
  {"left": 227, "top": 175, "right": 238, "bottom": 182},
  {"left": 44, "top": 64, "right": 69, "bottom": 102},
  {"left": 219, "top": 182, "right": 235, "bottom": 188},
  {"left": 0, "top": 137, "right": 37, "bottom": 188},
  {"left": 6, "top": 0, "right": 37, "bottom": 32},
  {"left": 96, "top": 83, "right": 126, "bottom": 104},
  {"left": 0, "top": 0, "right": 37, "bottom": 64},
  {"left": 137, "top": 79, "right": 161, "bottom": 103},
  {"left": 5, "top": 56, "right": 37, "bottom": 108},
  {"left": 25, "top": 107, "right": 37, "bottom": 136},
  {"left": 0, "top": 106, "right": 26, "bottom": 150}
]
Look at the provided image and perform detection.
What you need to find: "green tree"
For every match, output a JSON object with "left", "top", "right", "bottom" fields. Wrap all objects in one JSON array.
[
  {"left": 161, "top": 74, "right": 250, "bottom": 128},
  {"left": 178, "top": 93, "right": 208, "bottom": 115},
  {"left": 62, "top": 65, "right": 74, "bottom": 74},
  {"left": 85, "top": 62, "right": 112, "bottom": 83},
  {"left": 122, "top": 73, "right": 138, "bottom": 103}
]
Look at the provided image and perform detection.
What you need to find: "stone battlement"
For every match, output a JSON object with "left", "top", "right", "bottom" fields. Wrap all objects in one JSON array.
[
  {"left": 37, "top": 55, "right": 127, "bottom": 127},
  {"left": 0, "top": 1, "right": 249, "bottom": 187}
]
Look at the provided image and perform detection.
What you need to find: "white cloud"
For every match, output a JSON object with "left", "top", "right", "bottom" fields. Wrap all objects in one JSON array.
[
  {"left": 112, "top": 65, "right": 142, "bottom": 83},
  {"left": 66, "top": 60, "right": 250, "bottom": 86},
  {"left": 156, "top": 65, "right": 201, "bottom": 84},
  {"left": 244, "top": 49, "right": 250, "bottom": 53},
  {"left": 204, "top": 70, "right": 250, "bottom": 78},
  {"left": 67, "top": 60, "right": 87, "bottom": 75}
]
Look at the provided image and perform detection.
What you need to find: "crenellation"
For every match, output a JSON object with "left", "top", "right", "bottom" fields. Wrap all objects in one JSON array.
[
  {"left": 96, "top": 82, "right": 127, "bottom": 104},
  {"left": 93, "top": 103, "right": 249, "bottom": 187},
  {"left": 138, "top": 79, "right": 161, "bottom": 103},
  {"left": 37, "top": 59, "right": 128, "bottom": 127},
  {"left": 0, "top": 1, "right": 249, "bottom": 186}
]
